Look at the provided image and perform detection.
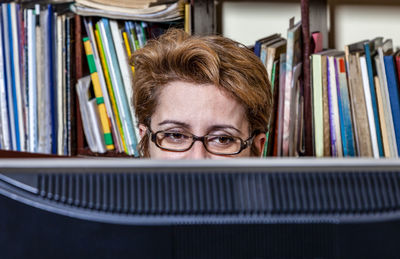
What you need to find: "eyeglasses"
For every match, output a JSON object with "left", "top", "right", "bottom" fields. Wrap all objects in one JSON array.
[{"left": 148, "top": 129, "right": 256, "bottom": 155}]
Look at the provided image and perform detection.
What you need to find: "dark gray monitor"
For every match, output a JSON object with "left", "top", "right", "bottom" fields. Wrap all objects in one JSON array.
[{"left": 0, "top": 158, "right": 400, "bottom": 259}]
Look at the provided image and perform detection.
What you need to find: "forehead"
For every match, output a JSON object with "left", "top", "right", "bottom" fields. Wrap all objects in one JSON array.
[{"left": 151, "top": 81, "right": 249, "bottom": 133}]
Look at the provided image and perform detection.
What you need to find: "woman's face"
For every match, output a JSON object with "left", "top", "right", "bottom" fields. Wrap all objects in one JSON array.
[{"left": 139, "top": 81, "right": 265, "bottom": 159}]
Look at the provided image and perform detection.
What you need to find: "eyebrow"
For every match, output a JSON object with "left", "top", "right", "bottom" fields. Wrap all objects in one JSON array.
[
  {"left": 158, "top": 120, "right": 191, "bottom": 129},
  {"left": 207, "top": 125, "right": 242, "bottom": 134},
  {"left": 157, "top": 121, "right": 242, "bottom": 134}
]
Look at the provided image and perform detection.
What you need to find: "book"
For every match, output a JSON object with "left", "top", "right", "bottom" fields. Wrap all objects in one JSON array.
[
  {"left": 311, "top": 49, "right": 337, "bottom": 157},
  {"left": 374, "top": 75, "right": 390, "bottom": 157},
  {"left": 321, "top": 52, "right": 331, "bottom": 157},
  {"left": 71, "top": 1, "right": 184, "bottom": 22},
  {"left": 76, "top": 75, "right": 106, "bottom": 154},
  {"left": 109, "top": 20, "right": 140, "bottom": 144},
  {"left": 327, "top": 54, "right": 343, "bottom": 157},
  {"left": 335, "top": 55, "right": 355, "bottom": 157},
  {"left": 98, "top": 18, "right": 138, "bottom": 156},
  {"left": 359, "top": 55, "right": 379, "bottom": 158},
  {"left": 282, "top": 19, "right": 301, "bottom": 156},
  {"left": 364, "top": 39, "right": 384, "bottom": 157},
  {"left": 375, "top": 40, "right": 398, "bottom": 157},
  {"left": 94, "top": 22, "right": 125, "bottom": 153},
  {"left": 265, "top": 39, "right": 286, "bottom": 82},
  {"left": 27, "top": 8, "right": 37, "bottom": 153},
  {"left": 384, "top": 54, "right": 400, "bottom": 155},
  {"left": 275, "top": 53, "right": 286, "bottom": 156},
  {"left": 0, "top": 5, "right": 11, "bottom": 150},
  {"left": 345, "top": 41, "right": 373, "bottom": 157},
  {"left": 9, "top": 3, "right": 25, "bottom": 151},
  {"left": 253, "top": 33, "right": 280, "bottom": 58},
  {"left": 83, "top": 37, "right": 115, "bottom": 151},
  {"left": 311, "top": 53, "right": 323, "bottom": 157}
]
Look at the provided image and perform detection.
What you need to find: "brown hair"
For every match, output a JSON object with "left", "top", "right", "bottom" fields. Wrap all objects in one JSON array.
[{"left": 131, "top": 28, "right": 272, "bottom": 157}]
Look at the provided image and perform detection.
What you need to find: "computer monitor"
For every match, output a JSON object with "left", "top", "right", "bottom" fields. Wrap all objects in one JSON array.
[{"left": 0, "top": 158, "right": 399, "bottom": 259}]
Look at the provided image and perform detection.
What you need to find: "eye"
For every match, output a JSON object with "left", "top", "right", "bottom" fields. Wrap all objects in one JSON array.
[
  {"left": 208, "top": 135, "right": 235, "bottom": 145},
  {"left": 164, "top": 132, "right": 187, "bottom": 140}
]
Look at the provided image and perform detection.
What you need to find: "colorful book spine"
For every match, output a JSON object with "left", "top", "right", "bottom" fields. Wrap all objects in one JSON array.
[
  {"left": 335, "top": 57, "right": 355, "bottom": 157},
  {"left": 84, "top": 17, "right": 122, "bottom": 152},
  {"left": 109, "top": 20, "right": 140, "bottom": 146},
  {"left": 122, "top": 31, "right": 135, "bottom": 74},
  {"left": 364, "top": 42, "right": 384, "bottom": 157},
  {"left": 384, "top": 55, "right": 400, "bottom": 155},
  {"left": 94, "top": 24, "right": 126, "bottom": 153},
  {"left": 99, "top": 18, "right": 138, "bottom": 156},
  {"left": 327, "top": 55, "right": 342, "bottom": 157},
  {"left": 0, "top": 5, "right": 11, "bottom": 150},
  {"left": 83, "top": 37, "right": 115, "bottom": 151}
]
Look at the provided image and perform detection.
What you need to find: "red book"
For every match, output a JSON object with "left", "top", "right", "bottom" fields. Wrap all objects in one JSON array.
[{"left": 395, "top": 55, "right": 400, "bottom": 85}]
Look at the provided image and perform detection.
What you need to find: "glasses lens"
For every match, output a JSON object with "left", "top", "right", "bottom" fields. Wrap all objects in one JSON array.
[
  {"left": 205, "top": 135, "right": 242, "bottom": 154},
  {"left": 156, "top": 131, "right": 193, "bottom": 151}
]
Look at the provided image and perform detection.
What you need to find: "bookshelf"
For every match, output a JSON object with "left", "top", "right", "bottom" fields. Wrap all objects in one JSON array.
[{"left": 1, "top": 0, "right": 399, "bottom": 158}]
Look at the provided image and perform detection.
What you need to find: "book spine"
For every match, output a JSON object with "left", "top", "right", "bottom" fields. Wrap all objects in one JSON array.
[
  {"left": 109, "top": 20, "right": 140, "bottom": 147},
  {"left": 374, "top": 75, "right": 390, "bottom": 157},
  {"left": 9, "top": 3, "right": 24, "bottom": 151},
  {"left": 100, "top": 18, "right": 137, "bottom": 156},
  {"left": 384, "top": 55, "right": 400, "bottom": 155},
  {"left": 376, "top": 50, "right": 397, "bottom": 157},
  {"left": 336, "top": 57, "right": 355, "bottom": 157},
  {"left": 27, "top": 9, "right": 37, "bottom": 153},
  {"left": 360, "top": 56, "right": 379, "bottom": 158},
  {"left": 83, "top": 37, "right": 115, "bottom": 151},
  {"left": 83, "top": 17, "right": 121, "bottom": 152},
  {"left": 95, "top": 22, "right": 125, "bottom": 153},
  {"left": 2, "top": 4, "right": 15, "bottom": 151},
  {"left": 364, "top": 43, "right": 384, "bottom": 157},
  {"left": 311, "top": 54, "right": 323, "bottom": 157},
  {"left": 327, "top": 56, "right": 341, "bottom": 157},
  {"left": 47, "top": 4, "right": 56, "bottom": 154},
  {"left": 321, "top": 55, "right": 331, "bottom": 156}
]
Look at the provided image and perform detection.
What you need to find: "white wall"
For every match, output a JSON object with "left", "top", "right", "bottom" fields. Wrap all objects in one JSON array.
[{"left": 221, "top": 1, "right": 400, "bottom": 50}]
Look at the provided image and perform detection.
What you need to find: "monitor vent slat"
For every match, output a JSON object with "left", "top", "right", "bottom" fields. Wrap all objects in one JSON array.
[{"left": 36, "top": 172, "right": 400, "bottom": 216}]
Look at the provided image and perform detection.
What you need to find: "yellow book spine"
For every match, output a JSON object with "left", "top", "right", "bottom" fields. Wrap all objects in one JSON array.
[
  {"left": 122, "top": 31, "right": 135, "bottom": 75},
  {"left": 83, "top": 37, "right": 115, "bottom": 151},
  {"left": 94, "top": 26, "right": 128, "bottom": 154}
]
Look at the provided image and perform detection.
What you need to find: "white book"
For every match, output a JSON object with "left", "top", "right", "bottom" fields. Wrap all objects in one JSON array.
[
  {"left": 27, "top": 9, "right": 38, "bottom": 153},
  {"left": 359, "top": 56, "right": 379, "bottom": 159},
  {"left": 56, "top": 14, "right": 65, "bottom": 156},
  {"left": 76, "top": 76, "right": 106, "bottom": 154},
  {"left": 0, "top": 6, "right": 10, "bottom": 150},
  {"left": 376, "top": 49, "right": 397, "bottom": 157},
  {"left": 109, "top": 20, "right": 140, "bottom": 144},
  {"left": 10, "top": 3, "right": 25, "bottom": 151},
  {"left": 311, "top": 54, "right": 323, "bottom": 157},
  {"left": 83, "top": 18, "right": 123, "bottom": 152},
  {"left": 327, "top": 55, "right": 343, "bottom": 157},
  {"left": 2, "top": 4, "right": 16, "bottom": 151}
]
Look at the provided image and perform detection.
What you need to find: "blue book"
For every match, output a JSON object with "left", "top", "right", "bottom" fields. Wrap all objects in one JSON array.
[
  {"left": 384, "top": 55, "right": 400, "bottom": 154},
  {"left": 253, "top": 34, "right": 280, "bottom": 57},
  {"left": 47, "top": 4, "right": 57, "bottom": 154},
  {"left": 7, "top": 3, "right": 20, "bottom": 151},
  {"left": 364, "top": 42, "right": 384, "bottom": 157}
]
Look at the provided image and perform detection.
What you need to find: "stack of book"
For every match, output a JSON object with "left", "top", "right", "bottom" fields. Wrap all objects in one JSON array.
[
  {"left": 312, "top": 38, "right": 400, "bottom": 158},
  {"left": 0, "top": 1, "right": 183, "bottom": 157},
  {"left": 0, "top": 2, "right": 74, "bottom": 155},
  {"left": 255, "top": 18, "right": 400, "bottom": 158}
]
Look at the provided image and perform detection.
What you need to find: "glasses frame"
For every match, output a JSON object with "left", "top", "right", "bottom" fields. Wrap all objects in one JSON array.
[{"left": 148, "top": 129, "right": 257, "bottom": 155}]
